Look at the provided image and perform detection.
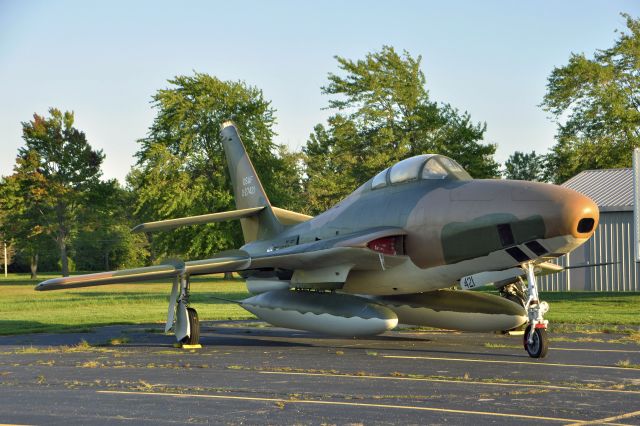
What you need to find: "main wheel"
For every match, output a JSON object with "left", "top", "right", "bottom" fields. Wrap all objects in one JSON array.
[
  {"left": 181, "top": 307, "right": 200, "bottom": 345},
  {"left": 523, "top": 325, "right": 548, "bottom": 358}
]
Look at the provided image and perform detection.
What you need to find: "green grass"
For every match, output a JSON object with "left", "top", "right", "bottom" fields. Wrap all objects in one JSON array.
[
  {"left": 0, "top": 273, "right": 253, "bottom": 335},
  {"left": 475, "top": 289, "right": 640, "bottom": 326},
  {"left": 1, "top": 274, "right": 639, "bottom": 335},
  {"left": 540, "top": 291, "right": 640, "bottom": 326}
]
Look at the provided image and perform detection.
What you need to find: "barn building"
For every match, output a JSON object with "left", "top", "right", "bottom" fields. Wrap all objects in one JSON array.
[{"left": 539, "top": 168, "right": 639, "bottom": 291}]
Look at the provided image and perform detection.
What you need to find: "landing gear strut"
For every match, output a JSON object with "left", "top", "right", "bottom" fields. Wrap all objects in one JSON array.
[{"left": 522, "top": 263, "right": 549, "bottom": 358}]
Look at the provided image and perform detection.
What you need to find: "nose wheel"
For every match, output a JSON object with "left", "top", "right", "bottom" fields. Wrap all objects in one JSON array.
[
  {"left": 523, "top": 262, "right": 549, "bottom": 358},
  {"left": 523, "top": 324, "right": 549, "bottom": 358}
]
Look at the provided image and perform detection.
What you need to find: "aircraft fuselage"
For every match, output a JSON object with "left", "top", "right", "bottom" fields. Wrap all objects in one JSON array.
[{"left": 243, "top": 175, "right": 598, "bottom": 295}]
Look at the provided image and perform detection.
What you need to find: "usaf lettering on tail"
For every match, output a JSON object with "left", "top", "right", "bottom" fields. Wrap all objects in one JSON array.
[{"left": 36, "top": 121, "right": 600, "bottom": 359}]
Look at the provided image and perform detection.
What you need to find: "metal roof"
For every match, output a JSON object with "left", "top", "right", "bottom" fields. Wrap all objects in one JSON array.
[{"left": 562, "top": 168, "right": 634, "bottom": 211}]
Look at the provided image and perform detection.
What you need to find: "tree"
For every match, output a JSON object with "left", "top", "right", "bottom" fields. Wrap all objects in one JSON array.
[
  {"left": 73, "top": 181, "right": 148, "bottom": 271},
  {"left": 1, "top": 154, "right": 53, "bottom": 278},
  {"left": 303, "top": 120, "right": 362, "bottom": 214},
  {"left": 3, "top": 109, "right": 105, "bottom": 276},
  {"left": 503, "top": 151, "right": 546, "bottom": 181},
  {"left": 542, "top": 14, "right": 640, "bottom": 183},
  {"left": 430, "top": 105, "right": 498, "bottom": 179},
  {"left": 303, "top": 46, "right": 499, "bottom": 214},
  {"left": 129, "top": 72, "right": 303, "bottom": 260}
]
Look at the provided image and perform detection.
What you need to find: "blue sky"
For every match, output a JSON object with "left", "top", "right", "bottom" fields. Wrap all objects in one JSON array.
[{"left": 1, "top": 0, "right": 638, "bottom": 183}]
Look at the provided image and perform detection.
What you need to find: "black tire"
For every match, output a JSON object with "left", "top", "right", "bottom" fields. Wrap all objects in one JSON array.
[
  {"left": 181, "top": 307, "right": 200, "bottom": 345},
  {"left": 523, "top": 325, "right": 548, "bottom": 358}
]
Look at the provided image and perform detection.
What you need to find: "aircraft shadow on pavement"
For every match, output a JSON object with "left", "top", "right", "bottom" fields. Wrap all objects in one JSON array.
[
  {"left": 199, "top": 335, "right": 312, "bottom": 348},
  {"left": 0, "top": 320, "right": 527, "bottom": 358},
  {"left": 201, "top": 325, "right": 528, "bottom": 358}
]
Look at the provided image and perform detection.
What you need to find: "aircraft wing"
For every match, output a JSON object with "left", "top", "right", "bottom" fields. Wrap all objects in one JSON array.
[
  {"left": 463, "top": 259, "right": 619, "bottom": 290},
  {"left": 465, "top": 261, "right": 571, "bottom": 289},
  {"left": 35, "top": 251, "right": 251, "bottom": 291},
  {"left": 36, "top": 227, "right": 408, "bottom": 291}
]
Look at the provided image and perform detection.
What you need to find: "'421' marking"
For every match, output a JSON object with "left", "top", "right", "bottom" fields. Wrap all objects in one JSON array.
[{"left": 460, "top": 275, "right": 477, "bottom": 289}]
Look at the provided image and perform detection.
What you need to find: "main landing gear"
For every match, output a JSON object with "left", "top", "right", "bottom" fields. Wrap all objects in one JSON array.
[
  {"left": 167, "top": 274, "right": 201, "bottom": 346},
  {"left": 522, "top": 263, "right": 549, "bottom": 358}
]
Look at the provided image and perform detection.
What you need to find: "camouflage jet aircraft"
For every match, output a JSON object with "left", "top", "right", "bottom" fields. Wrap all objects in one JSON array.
[{"left": 37, "top": 122, "right": 599, "bottom": 358}]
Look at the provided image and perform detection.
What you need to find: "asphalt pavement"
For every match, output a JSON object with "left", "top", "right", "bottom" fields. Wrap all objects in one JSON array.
[{"left": 0, "top": 321, "right": 639, "bottom": 425}]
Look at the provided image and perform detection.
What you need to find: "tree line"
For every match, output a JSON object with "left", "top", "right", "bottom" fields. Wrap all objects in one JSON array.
[{"left": 1, "top": 15, "right": 638, "bottom": 277}]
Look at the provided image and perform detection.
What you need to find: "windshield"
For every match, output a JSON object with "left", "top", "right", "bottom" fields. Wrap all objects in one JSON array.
[{"left": 422, "top": 157, "right": 471, "bottom": 180}]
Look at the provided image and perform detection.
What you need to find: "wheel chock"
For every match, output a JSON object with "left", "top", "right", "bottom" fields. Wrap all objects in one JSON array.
[{"left": 173, "top": 343, "right": 203, "bottom": 349}]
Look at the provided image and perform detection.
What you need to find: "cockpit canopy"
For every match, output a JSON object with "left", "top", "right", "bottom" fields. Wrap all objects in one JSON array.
[{"left": 371, "top": 154, "right": 472, "bottom": 190}]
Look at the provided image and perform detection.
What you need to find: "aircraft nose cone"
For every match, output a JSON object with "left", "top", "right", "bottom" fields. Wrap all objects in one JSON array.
[
  {"left": 511, "top": 182, "right": 599, "bottom": 239},
  {"left": 560, "top": 190, "right": 599, "bottom": 238}
]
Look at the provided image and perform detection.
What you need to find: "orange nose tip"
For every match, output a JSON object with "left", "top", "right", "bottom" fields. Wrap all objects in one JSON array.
[{"left": 561, "top": 191, "right": 599, "bottom": 238}]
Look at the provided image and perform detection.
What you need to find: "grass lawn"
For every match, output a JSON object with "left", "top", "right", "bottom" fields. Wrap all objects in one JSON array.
[
  {"left": 541, "top": 291, "right": 640, "bottom": 327},
  {"left": 0, "top": 273, "right": 254, "bottom": 335},
  {"left": 1, "top": 273, "right": 639, "bottom": 335}
]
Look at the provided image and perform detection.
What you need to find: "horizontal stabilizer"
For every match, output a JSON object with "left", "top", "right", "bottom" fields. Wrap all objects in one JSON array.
[
  {"left": 36, "top": 251, "right": 250, "bottom": 291},
  {"left": 271, "top": 207, "right": 313, "bottom": 225},
  {"left": 131, "top": 207, "right": 265, "bottom": 233},
  {"left": 184, "top": 250, "right": 250, "bottom": 275}
]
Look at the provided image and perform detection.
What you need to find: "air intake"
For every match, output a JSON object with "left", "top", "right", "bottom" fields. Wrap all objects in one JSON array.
[{"left": 577, "top": 218, "right": 595, "bottom": 234}]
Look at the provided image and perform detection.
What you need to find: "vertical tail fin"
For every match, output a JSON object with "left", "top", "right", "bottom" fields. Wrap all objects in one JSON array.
[{"left": 220, "top": 122, "right": 283, "bottom": 243}]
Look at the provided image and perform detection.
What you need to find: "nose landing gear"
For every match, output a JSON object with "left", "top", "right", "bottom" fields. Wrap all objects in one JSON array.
[
  {"left": 523, "top": 263, "right": 549, "bottom": 358},
  {"left": 499, "top": 279, "right": 526, "bottom": 308}
]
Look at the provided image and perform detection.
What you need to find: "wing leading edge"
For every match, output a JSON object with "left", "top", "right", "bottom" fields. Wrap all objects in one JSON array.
[{"left": 35, "top": 251, "right": 251, "bottom": 291}]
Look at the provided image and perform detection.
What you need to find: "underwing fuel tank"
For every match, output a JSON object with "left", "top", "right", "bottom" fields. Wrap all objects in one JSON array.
[
  {"left": 373, "top": 290, "right": 527, "bottom": 332},
  {"left": 240, "top": 290, "right": 398, "bottom": 337}
]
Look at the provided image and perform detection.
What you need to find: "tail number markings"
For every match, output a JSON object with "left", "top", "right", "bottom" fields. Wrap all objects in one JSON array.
[{"left": 242, "top": 176, "right": 256, "bottom": 198}]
